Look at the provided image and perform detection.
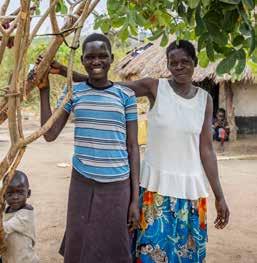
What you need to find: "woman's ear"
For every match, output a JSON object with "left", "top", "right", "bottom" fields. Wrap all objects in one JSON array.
[
  {"left": 27, "top": 189, "right": 31, "bottom": 198},
  {"left": 111, "top": 54, "right": 114, "bottom": 63}
]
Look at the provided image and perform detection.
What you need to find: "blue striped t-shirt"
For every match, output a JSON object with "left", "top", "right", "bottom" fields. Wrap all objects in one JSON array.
[{"left": 57, "top": 81, "right": 138, "bottom": 182}]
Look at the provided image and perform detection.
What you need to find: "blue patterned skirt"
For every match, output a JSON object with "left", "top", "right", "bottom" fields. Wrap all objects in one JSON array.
[{"left": 133, "top": 188, "right": 208, "bottom": 263}]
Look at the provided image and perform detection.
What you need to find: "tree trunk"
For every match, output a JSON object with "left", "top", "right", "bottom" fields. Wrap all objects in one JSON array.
[{"left": 224, "top": 81, "right": 237, "bottom": 141}]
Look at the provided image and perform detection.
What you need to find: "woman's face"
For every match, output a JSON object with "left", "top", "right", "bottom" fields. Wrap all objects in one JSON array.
[{"left": 167, "top": 48, "right": 195, "bottom": 84}]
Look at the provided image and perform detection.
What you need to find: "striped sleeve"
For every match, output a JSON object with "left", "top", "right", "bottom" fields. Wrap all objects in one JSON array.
[
  {"left": 125, "top": 93, "right": 138, "bottom": 122},
  {"left": 56, "top": 86, "right": 73, "bottom": 113}
]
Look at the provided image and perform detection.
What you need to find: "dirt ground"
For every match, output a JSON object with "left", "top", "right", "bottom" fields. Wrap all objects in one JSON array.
[{"left": 0, "top": 118, "right": 257, "bottom": 263}]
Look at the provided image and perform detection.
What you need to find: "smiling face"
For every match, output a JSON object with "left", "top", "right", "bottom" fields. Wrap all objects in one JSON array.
[
  {"left": 5, "top": 175, "right": 30, "bottom": 212},
  {"left": 167, "top": 48, "right": 195, "bottom": 84},
  {"left": 81, "top": 41, "right": 113, "bottom": 81}
]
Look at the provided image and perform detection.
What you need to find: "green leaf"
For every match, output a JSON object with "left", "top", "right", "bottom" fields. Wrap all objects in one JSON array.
[
  {"left": 56, "top": 0, "right": 67, "bottom": 14},
  {"left": 148, "top": 29, "right": 164, "bottom": 41},
  {"left": 201, "top": 0, "right": 211, "bottom": 7},
  {"left": 188, "top": 0, "right": 200, "bottom": 9},
  {"left": 198, "top": 50, "right": 209, "bottom": 67},
  {"left": 135, "top": 13, "right": 146, "bottom": 27},
  {"left": 160, "top": 32, "right": 169, "bottom": 47},
  {"left": 118, "top": 26, "right": 129, "bottom": 41},
  {"left": 242, "top": 0, "right": 255, "bottom": 10},
  {"left": 251, "top": 49, "right": 257, "bottom": 63},
  {"left": 186, "top": 8, "right": 195, "bottom": 25},
  {"left": 129, "top": 24, "right": 138, "bottom": 36},
  {"left": 204, "top": 10, "right": 222, "bottom": 27},
  {"left": 195, "top": 6, "right": 207, "bottom": 36},
  {"left": 56, "top": 2, "right": 61, "bottom": 12},
  {"left": 206, "top": 23, "right": 228, "bottom": 46},
  {"left": 206, "top": 39, "right": 215, "bottom": 61},
  {"left": 100, "top": 19, "right": 111, "bottom": 33},
  {"left": 240, "top": 23, "right": 251, "bottom": 36},
  {"left": 60, "top": 3, "right": 67, "bottom": 14},
  {"left": 219, "top": 0, "right": 240, "bottom": 4},
  {"left": 197, "top": 33, "right": 209, "bottom": 51},
  {"left": 178, "top": 3, "right": 186, "bottom": 17},
  {"left": 212, "top": 43, "right": 230, "bottom": 55},
  {"left": 155, "top": 10, "right": 171, "bottom": 26},
  {"left": 223, "top": 10, "right": 239, "bottom": 32},
  {"left": 107, "top": 0, "right": 123, "bottom": 13},
  {"left": 112, "top": 17, "right": 126, "bottom": 28},
  {"left": 216, "top": 50, "right": 237, "bottom": 74},
  {"left": 249, "top": 29, "right": 256, "bottom": 55},
  {"left": 232, "top": 35, "right": 245, "bottom": 46},
  {"left": 235, "top": 49, "right": 246, "bottom": 75}
]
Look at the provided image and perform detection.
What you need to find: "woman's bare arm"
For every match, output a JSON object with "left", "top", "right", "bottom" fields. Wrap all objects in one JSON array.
[{"left": 200, "top": 94, "right": 230, "bottom": 229}]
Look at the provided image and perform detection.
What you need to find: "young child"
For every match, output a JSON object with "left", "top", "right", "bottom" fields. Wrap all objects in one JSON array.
[
  {"left": 38, "top": 33, "right": 140, "bottom": 262},
  {"left": 212, "top": 108, "right": 230, "bottom": 145},
  {"left": 2, "top": 170, "right": 38, "bottom": 263}
]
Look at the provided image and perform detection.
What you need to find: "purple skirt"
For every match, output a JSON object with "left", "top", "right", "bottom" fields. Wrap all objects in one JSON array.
[{"left": 60, "top": 168, "right": 132, "bottom": 263}]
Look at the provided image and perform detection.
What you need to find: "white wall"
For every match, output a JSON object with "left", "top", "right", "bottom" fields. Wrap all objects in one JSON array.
[
  {"left": 233, "top": 83, "right": 257, "bottom": 117},
  {"left": 219, "top": 83, "right": 257, "bottom": 117}
]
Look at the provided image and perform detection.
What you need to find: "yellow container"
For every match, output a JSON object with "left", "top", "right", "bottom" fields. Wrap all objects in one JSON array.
[{"left": 138, "top": 119, "right": 148, "bottom": 145}]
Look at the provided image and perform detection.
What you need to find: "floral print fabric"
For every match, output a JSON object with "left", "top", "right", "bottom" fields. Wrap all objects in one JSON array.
[{"left": 134, "top": 188, "right": 207, "bottom": 263}]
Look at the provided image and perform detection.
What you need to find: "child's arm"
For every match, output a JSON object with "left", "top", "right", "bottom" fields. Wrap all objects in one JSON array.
[
  {"left": 3, "top": 211, "right": 31, "bottom": 236},
  {"left": 38, "top": 72, "right": 70, "bottom": 142},
  {"left": 126, "top": 120, "right": 140, "bottom": 230}
]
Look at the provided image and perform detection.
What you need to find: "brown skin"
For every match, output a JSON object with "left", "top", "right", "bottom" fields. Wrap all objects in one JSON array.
[
  {"left": 37, "top": 41, "right": 140, "bottom": 230},
  {"left": 48, "top": 46, "right": 230, "bottom": 229},
  {"left": 5, "top": 175, "right": 32, "bottom": 213}
]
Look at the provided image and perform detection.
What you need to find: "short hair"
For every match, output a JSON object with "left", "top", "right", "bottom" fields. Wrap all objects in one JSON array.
[
  {"left": 166, "top": 40, "right": 198, "bottom": 66},
  {"left": 8, "top": 170, "right": 29, "bottom": 188},
  {"left": 82, "top": 33, "right": 112, "bottom": 54},
  {"left": 217, "top": 108, "right": 226, "bottom": 115}
]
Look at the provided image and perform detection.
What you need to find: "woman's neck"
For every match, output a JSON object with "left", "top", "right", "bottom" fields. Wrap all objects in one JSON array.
[{"left": 170, "top": 79, "right": 195, "bottom": 98}]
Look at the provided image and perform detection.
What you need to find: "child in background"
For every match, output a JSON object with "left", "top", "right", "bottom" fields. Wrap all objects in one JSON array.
[
  {"left": 1, "top": 170, "right": 38, "bottom": 263},
  {"left": 213, "top": 108, "right": 230, "bottom": 146}
]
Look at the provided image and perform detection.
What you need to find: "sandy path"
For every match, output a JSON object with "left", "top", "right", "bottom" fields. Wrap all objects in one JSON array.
[{"left": 1, "top": 122, "right": 257, "bottom": 263}]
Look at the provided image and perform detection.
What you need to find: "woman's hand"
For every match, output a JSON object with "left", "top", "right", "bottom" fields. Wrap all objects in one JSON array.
[
  {"left": 128, "top": 201, "right": 140, "bottom": 232},
  {"left": 214, "top": 197, "right": 230, "bottom": 229},
  {"left": 35, "top": 55, "right": 67, "bottom": 76},
  {"left": 37, "top": 73, "right": 50, "bottom": 90}
]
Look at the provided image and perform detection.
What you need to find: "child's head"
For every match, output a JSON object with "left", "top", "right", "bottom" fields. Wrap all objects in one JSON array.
[
  {"left": 81, "top": 33, "right": 113, "bottom": 81},
  {"left": 216, "top": 108, "right": 226, "bottom": 121},
  {"left": 5, "top": 170, "right": 31, "bottom": 211}
]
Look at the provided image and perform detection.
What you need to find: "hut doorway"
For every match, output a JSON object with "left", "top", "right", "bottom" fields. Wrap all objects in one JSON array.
[{"left": 194, "top": 78, "right": 219, "bottom": 116}]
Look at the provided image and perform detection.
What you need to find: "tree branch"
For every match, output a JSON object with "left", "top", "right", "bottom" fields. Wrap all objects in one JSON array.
[
  {"left": 50, "top": 0, "right": 60, "bottom": 34},
  {"left": 29, "top": 0, "right": 59, "bottom": 45},
  {"left": 0, "top": 0, "right": 10, "bottom": 16}
]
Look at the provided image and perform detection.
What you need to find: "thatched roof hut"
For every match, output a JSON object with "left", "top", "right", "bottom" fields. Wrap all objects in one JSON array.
[
  {"left": 115, "top": 40, "right": 257, "bottom": 136},
  {"left": 115, "top": 39, "right": 257, "bottom": 84}
]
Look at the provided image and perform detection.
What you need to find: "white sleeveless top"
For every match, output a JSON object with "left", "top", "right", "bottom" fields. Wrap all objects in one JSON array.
[{"left": 140, "top": 79, "right": 209, "bottom": 200}]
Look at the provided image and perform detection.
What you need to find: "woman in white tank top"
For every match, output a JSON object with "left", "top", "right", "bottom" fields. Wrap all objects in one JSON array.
[
  {"left": 124, "top": 40, "right": 230, "bottom": 263},
  {"left": 52, "top": 38, "right": 230, "bottom": 263}
]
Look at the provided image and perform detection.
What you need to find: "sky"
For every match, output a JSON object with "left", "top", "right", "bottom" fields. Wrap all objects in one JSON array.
[{"left": 7, "top": 0, "right": 107, "bottom": 36}]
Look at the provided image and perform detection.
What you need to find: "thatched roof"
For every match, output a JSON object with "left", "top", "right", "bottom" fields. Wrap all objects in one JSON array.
[{"left": 115, "top": 39, "right": 257, "bottom": 84}]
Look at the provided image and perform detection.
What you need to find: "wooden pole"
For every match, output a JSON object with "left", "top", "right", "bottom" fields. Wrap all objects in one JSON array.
[{"left": 224, "top": 81, "right": 237, "bottom": 141}]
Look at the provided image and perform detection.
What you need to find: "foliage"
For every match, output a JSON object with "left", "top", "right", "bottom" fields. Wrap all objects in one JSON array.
[
  {"left": 95, "top": 0, "right": 257, "bottom": 78},
  {"left": 0, "top": 37, "right": 129, "bottom": 111},
  {"left": 31, "top": 0, "right": 68, "bottom": 15}
]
